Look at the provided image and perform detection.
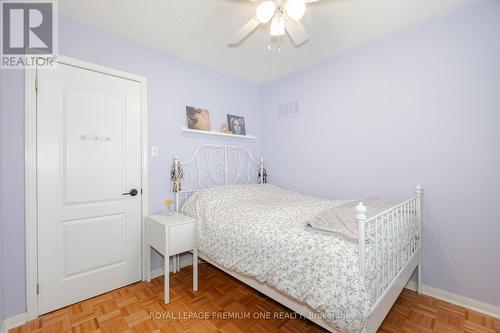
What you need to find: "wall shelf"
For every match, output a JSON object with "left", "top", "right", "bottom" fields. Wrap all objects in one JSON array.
[{"left": 180, "top": 127, "right": 258, "bottom": 140}]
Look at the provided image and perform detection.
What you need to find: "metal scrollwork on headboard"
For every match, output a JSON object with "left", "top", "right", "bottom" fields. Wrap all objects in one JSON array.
[
  {"left": 171, "top": 144, "right": 266, "bottom": 212},
  {"left": 170, "top": 159, "right": 184, "bottom": 192},
  {"left": 258, "top": 166, "right": 267, "bottom": 184}
]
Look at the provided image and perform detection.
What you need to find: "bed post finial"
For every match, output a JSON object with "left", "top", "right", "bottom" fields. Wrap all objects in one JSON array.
[
  {"left": 170, "top": 156, "right": 184, "bottom": 193},
  {"left": 356, "top": 202, "right": 367, "bottom": 284},
  {"left": 416, "top": 185, "right": 423, "bottom": 197},
  {"left": 171, "top": 156, "right": 183, "bottom": 212},
  {"left": 258, "top": 157, "right": 267, "bottom": 184},
  {"left": 355, "top": 202, "right": 367, "bottom": 220}
]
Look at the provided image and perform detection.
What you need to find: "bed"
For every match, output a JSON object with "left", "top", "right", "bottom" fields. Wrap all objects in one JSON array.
[{"left": 172, "top": 144, "right": 422, "bottom": 333}]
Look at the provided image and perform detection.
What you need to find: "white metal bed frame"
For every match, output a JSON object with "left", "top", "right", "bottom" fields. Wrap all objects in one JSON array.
[{"left": 172, "top": 144, "right": 422, "bottom": 333}]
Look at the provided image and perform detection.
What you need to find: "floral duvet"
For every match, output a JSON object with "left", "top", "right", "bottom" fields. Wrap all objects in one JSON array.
[{"left": 182, "top": 184, "right": 370, "bottom": 333}]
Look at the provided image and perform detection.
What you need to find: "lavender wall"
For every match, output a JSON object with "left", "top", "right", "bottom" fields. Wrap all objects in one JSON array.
[
  {"left": 260, "top": 0, "right": 500, "bottom": 307},
  {"left": 0, "top": 68, "right": 4, "bottom": 323},
  {"left": 0, "top": 17, "right": 260, "bottom": 318},
  {"left": 0, "top": 68, "right": 26, "bottom": 320}
]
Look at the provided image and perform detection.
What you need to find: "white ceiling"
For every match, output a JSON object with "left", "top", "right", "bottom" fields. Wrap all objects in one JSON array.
[{"left": 59, "top": 0, "right": 478, "bottom": 84}]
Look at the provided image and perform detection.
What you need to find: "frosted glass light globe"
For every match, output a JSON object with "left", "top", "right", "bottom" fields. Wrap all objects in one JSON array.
[
  {"left": 256, "top": 1, "right": 277, "bottom": 23},
  {"left": 284, "top": 0, "right": 306, "bottom": 21}
]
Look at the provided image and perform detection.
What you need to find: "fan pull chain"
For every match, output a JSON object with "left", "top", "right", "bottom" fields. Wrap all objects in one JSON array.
[{"left": 268, "top": 25, "right": 272, "bottom": 50}]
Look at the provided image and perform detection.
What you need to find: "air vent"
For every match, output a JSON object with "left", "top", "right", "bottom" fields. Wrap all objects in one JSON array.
[{"left": 277, "top": 100, "right": 300, "bottom": 119}]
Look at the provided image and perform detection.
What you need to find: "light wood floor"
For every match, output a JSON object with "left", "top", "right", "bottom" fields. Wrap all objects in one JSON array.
[{"left": 11, "top": 263, "right": 500, "bottom": 333}]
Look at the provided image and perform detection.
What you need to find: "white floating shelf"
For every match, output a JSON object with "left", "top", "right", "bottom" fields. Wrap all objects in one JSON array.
[{"left": 180, "top": 127, "right": 258, "bottom": 140}]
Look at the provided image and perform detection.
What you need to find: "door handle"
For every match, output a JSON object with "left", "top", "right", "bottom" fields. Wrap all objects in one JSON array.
[{"left": 122, "top": 189, "right": 138, "bottom": 197}]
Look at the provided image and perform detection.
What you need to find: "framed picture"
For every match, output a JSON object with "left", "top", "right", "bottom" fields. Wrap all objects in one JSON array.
[
  {"left": 186, "top": 106, "right": 211, "bottom": 131},
  {"left": 227, "top": 114, "right": 246, "bottom": 135}
]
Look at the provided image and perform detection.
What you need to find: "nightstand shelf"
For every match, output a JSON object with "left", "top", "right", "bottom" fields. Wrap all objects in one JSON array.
[{"left": 146, "top": 213, "right": 198, "bottom": 304}]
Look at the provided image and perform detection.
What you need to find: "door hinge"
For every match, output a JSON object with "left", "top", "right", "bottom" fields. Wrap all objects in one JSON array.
[
  {"left": 36, "top": 283, "right": 40, "bottom": 295},
  {"left": 35, "top": 77, "right": 39, "bottom": 91}
]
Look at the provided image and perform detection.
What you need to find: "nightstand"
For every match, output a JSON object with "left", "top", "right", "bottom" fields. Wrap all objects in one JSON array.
[{"left": 146, "top": 213, "right": 198, "bottom": 304}]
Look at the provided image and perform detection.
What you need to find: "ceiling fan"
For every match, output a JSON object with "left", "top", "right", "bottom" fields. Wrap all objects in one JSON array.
[{"left": 229, "top": 0, "right": 320, "bottom": 48}]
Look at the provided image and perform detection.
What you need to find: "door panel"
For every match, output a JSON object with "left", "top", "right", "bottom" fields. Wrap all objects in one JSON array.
[
  {"left": 65, "top": 87, "right": 126, "bottom": 204},
  {"left": 63, "top": 214, "right": 125, "bottom": 277},
  {"left": 37, "top": 62, "right": 143, "bottom": 314}
]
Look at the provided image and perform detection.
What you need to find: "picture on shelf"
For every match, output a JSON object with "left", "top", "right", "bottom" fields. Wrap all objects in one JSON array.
[
  {"left": 227, "top": 114, "right": 246, "bottom": 135},
  {"left": 186, "top": 106, "right": 211, "bottom": 131}
]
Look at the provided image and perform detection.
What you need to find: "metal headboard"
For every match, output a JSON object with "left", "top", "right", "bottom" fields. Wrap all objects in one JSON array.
[{"left": 172, "top": 144, "right": 267, "bottom": 212}]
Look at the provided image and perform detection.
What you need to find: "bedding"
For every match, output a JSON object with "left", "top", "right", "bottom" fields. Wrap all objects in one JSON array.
[
  {"left": 306, "top": 198, "right": 396, "bottom": 242},
  {"left": 181, "top": 184, "right": 416, "bottom": 333}
]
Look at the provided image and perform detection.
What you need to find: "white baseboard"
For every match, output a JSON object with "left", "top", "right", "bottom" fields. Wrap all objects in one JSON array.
[
  {"left": 405, "top": 280, "right": 418, "bottom": 291},
  {"left": 1, "top": 313, "right": 28, "bottom": 333},
  {"left": 151, "top": 254, "right": 194, "bottom": 279},
  {"left": 404, "top": 281, "right": 500, "bottom": 319}
]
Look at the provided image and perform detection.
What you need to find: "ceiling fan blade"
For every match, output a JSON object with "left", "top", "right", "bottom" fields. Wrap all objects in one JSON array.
[
  {"left": 285, "top": 19, "right": 309, "bottom": 46},
  {"left": 228, "top": 16, "right": 261, "bottom": 46}
]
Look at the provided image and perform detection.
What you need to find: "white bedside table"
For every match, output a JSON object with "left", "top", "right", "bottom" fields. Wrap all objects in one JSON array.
[{"left": 146, "top": 213, "right": 198, "bottom": 304}]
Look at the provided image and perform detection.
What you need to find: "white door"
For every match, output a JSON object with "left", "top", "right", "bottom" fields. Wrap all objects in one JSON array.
[{"left": 37, "top": 62, "right": 143, "bottom": 314}]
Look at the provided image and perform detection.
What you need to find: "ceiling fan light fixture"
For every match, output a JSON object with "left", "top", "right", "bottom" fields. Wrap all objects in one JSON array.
[
  {"left": 284, "top": 0, "right": 306, "bottom": 21},
  {"left": 229, "top": 0, "right": 312, "bottom": 48},
  {"left": 256, "top": 1, "right": 277, "bottom": 23},
  {"left": 270, "top": 15, "right": 286, "bottom": 36}
]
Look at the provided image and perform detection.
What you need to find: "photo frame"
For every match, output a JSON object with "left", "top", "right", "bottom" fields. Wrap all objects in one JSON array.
[
  {"left": 186, "top": 106, "right": 211, "bottom": 131},
  {"left": 227, "top": 114, "right": 246, "bottom": 136}
]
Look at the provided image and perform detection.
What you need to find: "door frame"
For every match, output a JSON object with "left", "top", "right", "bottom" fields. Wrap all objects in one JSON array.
[{"left": 25, "top": 55, "right": 149, "bottom": 320}]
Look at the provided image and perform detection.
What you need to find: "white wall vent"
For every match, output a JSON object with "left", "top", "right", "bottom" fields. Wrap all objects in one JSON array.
[{"left": 277, "top": 100, "right": 300, "bottom": 119}]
